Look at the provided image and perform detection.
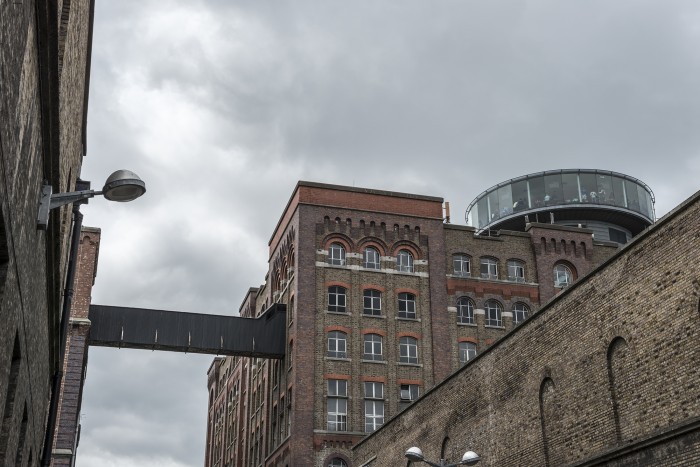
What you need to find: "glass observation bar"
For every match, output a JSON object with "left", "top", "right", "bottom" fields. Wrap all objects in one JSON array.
[{"left": 466, "top": 169, "right": 655, "bottom": 231}]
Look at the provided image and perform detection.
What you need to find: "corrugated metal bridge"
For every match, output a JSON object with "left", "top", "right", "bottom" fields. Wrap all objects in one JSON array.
[{"left": 87, "top": 303, "right": 286, "bottom": 358}]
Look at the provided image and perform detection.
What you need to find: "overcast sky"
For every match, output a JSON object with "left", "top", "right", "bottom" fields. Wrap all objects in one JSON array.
[{"left": 77, "top": 1, "right": 700, "bottom": 466}]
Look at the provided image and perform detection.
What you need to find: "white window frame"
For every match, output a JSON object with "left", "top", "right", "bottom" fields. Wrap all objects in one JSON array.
[
  {"left": 507, "top": 259, "right": 525, "bottom": 283},
  {"left": 364, "top": 382, "right": 384, "bottom": 433},
  {"left": 327, "top": 380, "right": 348, "bottom": 432},
  {"left": 363, "top": 289, "right": 382, "bottom": 316},
  {"left": 396, "top": 250, "right": 414, "bottom": 273},
  {"left": 364, "top": 247, "right": 381, "bottom": 269},
  {"left": 484, "top": 300, "right": 503, "bottom": 327},
  {"left": 456, "top": 297, "right": 474, "bottom": 325},
  {"left": 453, "top": 255, "right": 471, "bottom": 277},
  {"left": 327, "top": 331, "right": 347, "bottom": 358},
  {"left": 480, "top": 257, "right": 498, "bottom": 279},
  {"left": 399, "top": 384, "right": 419, "bottom": 411},
  {"left": 554, "top": 264, "right": 573, "bottom": 288},
  {"left": 328, "top": 243, "right": 346, "bottom": 266},
  {"left": 399, "top": 336, "right": 418, "bottom": 364},
  {"left": 459, "top": 342, "right": 477, "bottom": 364},
  {"left": 513, "top": 302, "right": 530, "bottom": 325},
  {"left": 398, "top": 293, "right": 417, "bottom": 319},
  {"left": 363, "top": 334, "right": 383, "bottom": 361},
  {"left": 327, "top": 286, "right": 347, "bottom": 312}
]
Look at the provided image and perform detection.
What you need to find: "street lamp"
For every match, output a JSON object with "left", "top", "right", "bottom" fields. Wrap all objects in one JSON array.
[
  {"left": 37, "top": 169, "right": 146, "bottom": 229},
  {"left": 405, "top": 446, "right": 481, "bottom": 467}
]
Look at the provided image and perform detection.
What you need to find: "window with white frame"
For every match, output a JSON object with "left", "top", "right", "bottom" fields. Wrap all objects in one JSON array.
[
  {"left": 453, "top": 254, "right": 470, "bottom": 277},
  {"left": 327, "top": 331, "right": 347, "bottom": 358},
  {"left": 554, "top": 264, "right": 573, "bottom": 288},
  {"left": 327, "top": 380, "right": 348, "bottom": 432},
  {"left": 398, "top": 293, "right": 417, "bottom": 319},
  {"left": 364, "top": 247, "right": 381, "bottom": 269},
  {"left": 456, "top": 297, "right": 475, "bottom": 325},
  {"left": 396, "top": 250, "right": 414, "bottom": 273},
  {"left": 364, "top": 382, "right": 384, "bottom": 432},
  {"left": 507, "top": 259, "right": 525, "bottom": 282},
  {"left": 363, "top": 289, "right": 382, "bottom": 316},
  {"left": 480, "top": 257, "right": 498, "bottom": 279},
  {"left": 513, "top": 302, "right": 530, "bottom": 325},
  {"left": 363, "top": 334, "right": 383, "bottom": 361},
  {"left": 327, "top": 286, "right": 347, "bottom": 312},
  {"left": 484, "top": 300, "right": 503, "bottom": 327},
  {"left": 458, "top": 342, "right": 477, "bottom": 364},
  {"left": 399, "top": 336, "right": 418, "bottom": 364},
  {"left": 399, "top": 384, "right": 420, "bottom": 411},
  {"left": 328, "top": 243, "right": 346, "bottom": 266},
  {"left": 328, "top": 459, "right": 348, "bottom": 467}
]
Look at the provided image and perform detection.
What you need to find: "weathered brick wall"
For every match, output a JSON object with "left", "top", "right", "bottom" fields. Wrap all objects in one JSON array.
[
  {"left": 353, "top": 191, "right": 700, "bottom": 466},
  {"left": 51, "top": 227, "right": 100, "bottom": 466},
  {"left": 0, "top": 0, "right": 92, "bottom": 465}
]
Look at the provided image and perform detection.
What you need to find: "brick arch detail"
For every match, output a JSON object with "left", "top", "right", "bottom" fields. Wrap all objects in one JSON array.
[
  {"left": 362, "top": 284, "right": 386, "bottom": 293},
  {"left": 324, "top": 325, "right": 352, "bottom": 334},
  {"left": 396, "top": 287, "right": 420, "bottom": 296},
  {"left": 325, "top": 280, "right": 351, "bottom": 290},
  {"left": 397, "top": 331, "right": 422, "bottom": 340},
  {"left": 458, "top": 337, "right": 478, "bottom": 344},
  {"left": 362, "top": 328, "right": 387, "bottom": 337},
  {"left": 391, "top": 241, "right": 422, "bottom": 259},
  {"left": 357, "top": 237, "right": 389, "bottom": 256},
  {"left": 322, "top": 233, "right": 355, "bottom": 253}
]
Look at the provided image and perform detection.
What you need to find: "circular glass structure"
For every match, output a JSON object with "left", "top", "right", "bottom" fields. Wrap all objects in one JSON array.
[{"left": 466, "top": 169, "right": 655, "bottom": 238}]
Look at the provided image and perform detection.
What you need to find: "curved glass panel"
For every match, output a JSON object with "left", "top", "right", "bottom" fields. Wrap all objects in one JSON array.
[{"left": 466, "top": 170, "right": 654, "bottom": 230}]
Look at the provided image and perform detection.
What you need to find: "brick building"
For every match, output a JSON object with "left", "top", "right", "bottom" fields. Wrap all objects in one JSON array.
[
  {"left": 206, "top": 173, "right": 652, "bottom": 467},
  {"left": 352, "top": 188, "right": 700, "bottom": 467},
  {"left": 0, "top": 1, "right": 94, "bottom": 466},
  {"left": 51, "top": 227, "right": 101, "bottom": 466}
]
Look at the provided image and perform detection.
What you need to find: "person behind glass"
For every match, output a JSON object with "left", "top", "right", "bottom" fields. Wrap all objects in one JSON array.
[
  {"left": 544, "top": 193, "right": 551, "bottom": 205},
  {"left": 590, "top": 191, "right": 597, "bottom": 203}
]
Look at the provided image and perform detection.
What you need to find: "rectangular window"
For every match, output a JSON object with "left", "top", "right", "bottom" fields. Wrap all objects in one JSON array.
[
  {"left": 364, "top": 382, "right": 384, "bottom": 432},
  {"left": 328, "top": 286, "right": 347, "bottom": 312},
  {"left": 363, "top": 335, "right": 383, "bottom": 361},
  {"left": 480, "top": 258, "right": 498, "bottom": 279},
  {"left": 327, "top": 380, "right": 348, "bottom": 431},
  {"left": 507, "top": 260, "right": 525, "bottom": 283},
  {"left": 399, "top": 337, "right": 418, "bottom": 364},
  {"left": 363, "top": 290, "right": 382, "bottom": 316},
  {"left": 399, "top": 384, "right": 419, "bottom": 411},
  {"left": 453, "top": 255, "right": 470, "bottom": 277},
  {"left": 398, "top": 293, "right": 416, "bottom": 319}
]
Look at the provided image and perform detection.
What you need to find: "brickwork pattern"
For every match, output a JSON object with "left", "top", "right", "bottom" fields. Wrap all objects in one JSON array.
[
  {"left": 0, "top": 1, "right": 92, "bottom": 465},
  {"left": 352, "top": 191, "right": 700, "bottom": 467}
]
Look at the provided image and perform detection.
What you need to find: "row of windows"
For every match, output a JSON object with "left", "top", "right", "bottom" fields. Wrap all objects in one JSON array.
[
  {"left": 327, "top": 381, "right": 421, "bottom": 434},
  {"left": 328, "top": 287, "right": 417, "bottom": 318},
  {"left": 457, "top": 298, "right": 530, "bottom": 326},
  {"left": 453, "top": 254, "right": 575, "bottom": 288},
  {"left": 328, "top": 333, "right": 420, "bottom": 363},
  {"left": 329, "top": 243, "right": 416, "bottom": 272}
]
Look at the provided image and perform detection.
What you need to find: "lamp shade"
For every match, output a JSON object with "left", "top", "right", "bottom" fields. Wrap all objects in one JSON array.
[
  {"left": 405, "top": 447, "right": 425, "bottom": 462},
  {"left": 102, "top": 170, "right": 146, "bottom": 202}
]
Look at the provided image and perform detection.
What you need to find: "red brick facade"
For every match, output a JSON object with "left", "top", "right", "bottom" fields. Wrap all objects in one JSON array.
[{"left": 206, "top": 182, "right": 623, "bottom": 467}]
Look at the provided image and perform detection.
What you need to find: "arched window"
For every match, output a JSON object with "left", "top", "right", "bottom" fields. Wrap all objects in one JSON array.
[
  {"left": 398, "top": 293, "right": 417, "bottom": 319},
  {"left": 456, "top": 297, "right": 475, "bottom": 325},
  {"left": 484, "top": 300, "right": 503, "bottom": 327},
  {"left": 554, "top": 264, "right": 574, "bottom": 288},
  {"left": 327, "top": 331, "right": 348, "bottom": 358},
  {"left": 453, "top": 254, "right": 470, "bottom": 277},
  {"left": 327, "top": 286, "right": 347, "bottom": 312},
  {"left": 480, "top": 257, "right": 498, "bottom": 279},
  {"left": 364, "top": 247, "right": 381, "bottom": 269},
  {"left": 397, "top": 250, "right": 414, "bottom": 272},
  {"left": 512, "top": 302, "right": 530, "bottom": 325},
  {"left": 459, "top": 342, "right": 477, "bottom": 364},
  {"left": 328, "top": 458, "right": 348, "bottom": 467},
  {"left": 507, "top": 259, "right": 525, "bottom": 282},
  {"left": 328, "top": 243, "right": 346, "bottom": 266},
  {"left": 363, "top": 289, "right": 382, "bottom": 316},
  {"left": 399, "top": 337, "right": 418, "bottom": 364},
  {"left": 363, "top": 334, "right": 383, "bottom": 361}
]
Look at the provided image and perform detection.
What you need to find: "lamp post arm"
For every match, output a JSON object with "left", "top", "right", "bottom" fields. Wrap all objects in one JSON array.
[
  {"left": 37, "top": 184, "right": 99, "bottom": 230},
  {"left": 48, "top": 189, "right": 98, "bottom": 210}
]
